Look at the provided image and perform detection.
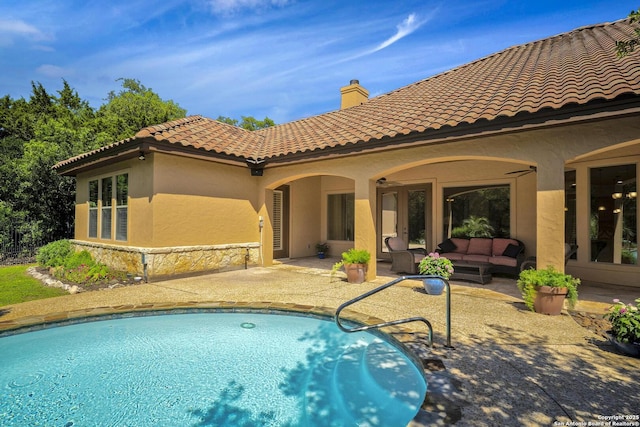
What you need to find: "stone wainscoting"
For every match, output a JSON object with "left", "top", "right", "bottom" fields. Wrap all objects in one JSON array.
[{"left": 72, "top": 240, "right": 260, "bottom": 281}]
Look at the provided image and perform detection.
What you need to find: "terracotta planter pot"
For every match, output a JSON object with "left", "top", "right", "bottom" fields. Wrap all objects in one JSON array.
[
  {"left": 533, "top": 286, "right": 567, "bottom": 315},
  {"left": 344, "top": 263, "right": 367, "bottom": 284}
]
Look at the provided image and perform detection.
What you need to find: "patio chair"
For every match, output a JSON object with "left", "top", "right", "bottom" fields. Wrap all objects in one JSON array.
[
  {"left": 384, "top": 237, "right": 428, "bottom": 274},
  {"left": 520, "top": 244, "right": 578, "bottom": 271}
]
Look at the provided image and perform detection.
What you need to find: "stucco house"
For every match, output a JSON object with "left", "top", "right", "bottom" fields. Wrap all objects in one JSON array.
[{"left": 55, "top": 19, "right": 640, "bottom": 287}]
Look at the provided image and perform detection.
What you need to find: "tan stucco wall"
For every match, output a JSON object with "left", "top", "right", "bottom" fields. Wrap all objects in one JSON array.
[
  {"left": 75, "top": 157, "right": 153, "bottom": 246},
  {"left": 289, "top": 177, "right": 322, "bottom": 257},
  {"left": 260, "top": 115, "right": 639, "bottom": 286},
  {"left": 73, "top": 153, "right": 262, "bottom": 276},
  {"left": 151, "top": 153, "right": 259, "bottom": 247},
  {"left": 71, "top": 114, "right": 639, "bottom": 286}
]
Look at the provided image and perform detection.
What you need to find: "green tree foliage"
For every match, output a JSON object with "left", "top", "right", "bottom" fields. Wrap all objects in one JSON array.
[
  {"left": 451, "top": 215, "right": 495, "bottom": 238},
  {"left": 96, "top": 78, "right": 186, "bottom": 142},
  {"left": 0, "top": 78, "right": 186, "bottom": 250},
  {"left": 616, "top": 9, "right": 640, "bottom": 57},
  {"left": 216, "top": 115, "right": 275, "bottom": 131}
]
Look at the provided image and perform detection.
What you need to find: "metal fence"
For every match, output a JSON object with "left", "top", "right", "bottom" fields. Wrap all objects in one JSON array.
[{"left": 0, "top": 220, "right": 47, "bottom": 266}]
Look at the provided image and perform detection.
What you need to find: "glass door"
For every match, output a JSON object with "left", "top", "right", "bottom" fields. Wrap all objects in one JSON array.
[{"left": 378, "top": 185, "right": 431, "bottom": 258}]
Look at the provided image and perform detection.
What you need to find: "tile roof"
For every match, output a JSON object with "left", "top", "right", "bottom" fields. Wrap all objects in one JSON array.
[
  {"left": 55, "top": 19, "right": 640, "bottom": 172},
  {"left": 255, "top": 19, "right": 640, "bottom": 160}
]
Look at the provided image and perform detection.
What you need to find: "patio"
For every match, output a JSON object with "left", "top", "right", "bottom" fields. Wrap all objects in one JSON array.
[{"left": 1, "top": 259, "right": 638, "bottom": 426}]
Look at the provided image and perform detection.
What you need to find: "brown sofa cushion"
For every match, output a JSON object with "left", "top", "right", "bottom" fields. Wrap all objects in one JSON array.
[
  {"left": 467, "top": 238, "right": 493, "bottom": 256},
  {"left": 450, "top": 238, "right": 470, "bottom": 254},
  {"left": 463, "top": 254, "right": 491, "bottom": 263},
  {"left": 489, "top": 256, "right": 518, "bottom": 267},
  {"left": 492, "top": 238, "right": 520, "bottom": 257},
  {"left": 442, "top": 252, "right": 464, "bottom": 261}
]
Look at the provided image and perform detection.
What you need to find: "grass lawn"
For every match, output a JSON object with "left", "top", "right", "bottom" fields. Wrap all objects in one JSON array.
[{"left": 0, "top": 264, "right": 67, "bottom": 307}]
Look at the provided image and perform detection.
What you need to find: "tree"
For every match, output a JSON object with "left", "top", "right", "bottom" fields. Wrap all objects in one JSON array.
[
  {"left": 0, "top": 78, "right": 187, "bottom": 250},
  {"left": 616, "top": 9, "right": 640, "bottom": 57},
  {"left": 96, "top": 78, "right": 186, "bottom": 142},
  {"left": 216, "top": 115, "right": 275, "bottom": 131}
]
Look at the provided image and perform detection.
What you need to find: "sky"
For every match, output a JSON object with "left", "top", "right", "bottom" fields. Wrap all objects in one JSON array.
[{"left": 0, "top": 0, "right": 638, "bottom": 125}]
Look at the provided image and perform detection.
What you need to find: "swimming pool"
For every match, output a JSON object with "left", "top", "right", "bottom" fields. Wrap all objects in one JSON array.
[{"left": 0, "top": 311, "right": 427, "bottom": 426}]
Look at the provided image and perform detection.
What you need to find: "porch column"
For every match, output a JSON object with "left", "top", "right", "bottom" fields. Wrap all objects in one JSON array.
[
  {"left": 354, "top": 178, "right": 377, "bottom": 280},
  {"left": 536, "top": 158, "right": 566, "bottom": 271}
]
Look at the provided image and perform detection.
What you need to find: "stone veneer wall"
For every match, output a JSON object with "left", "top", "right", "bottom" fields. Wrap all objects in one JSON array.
[{"left": 71, "top": 240, "right": 260, "bottom": 281}]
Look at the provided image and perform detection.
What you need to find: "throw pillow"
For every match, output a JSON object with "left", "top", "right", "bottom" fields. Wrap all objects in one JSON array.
[
  {"left": 439, "top": 239, "right": 457, "bottom": 253},
  {"left": 502, "top": 243, "right": 522, "bottom": 258}
]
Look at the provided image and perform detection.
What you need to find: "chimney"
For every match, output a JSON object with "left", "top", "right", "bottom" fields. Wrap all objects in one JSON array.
[{"left": 340, "top": 79, "right": 369, "bottom": 109}]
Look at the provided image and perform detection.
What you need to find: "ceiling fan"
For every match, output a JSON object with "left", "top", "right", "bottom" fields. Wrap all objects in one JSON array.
[
  {"left": 375, "top": 177, "right": 402, "bottom": 187},
  {"left": 505, "top": 165, "right": 537, "bottom": 177}
]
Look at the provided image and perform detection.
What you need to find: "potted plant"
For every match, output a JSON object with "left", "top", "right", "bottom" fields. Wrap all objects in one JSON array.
[
  {"left": 332, "top": 248, "right": 371, "bottom": 284},
  {"left": 603, "top": 298, "right": 640, "bottom": 357},
  {"left": 315, "top": 242, "right": 329, "bottom": 259},
  {"left": 418, "top": 252, "right": 454, "bottom": 295},
  {"left": 517, "top": 266, "right": 580, "bottom": 315}
]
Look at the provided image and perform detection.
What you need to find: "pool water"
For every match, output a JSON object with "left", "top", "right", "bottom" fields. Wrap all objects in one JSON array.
[{"left": 0, "top": 312, "right": 426, "bottom": 426}]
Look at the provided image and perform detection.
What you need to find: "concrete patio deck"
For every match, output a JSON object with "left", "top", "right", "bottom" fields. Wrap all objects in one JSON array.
[{"left": 1, "top": 258, "right": 638, "bottom": 426}]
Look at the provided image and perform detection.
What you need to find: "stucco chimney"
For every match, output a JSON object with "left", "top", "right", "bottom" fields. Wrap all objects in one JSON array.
[{"left": 340, "top": 79, "right": 369, "bottom": 109}]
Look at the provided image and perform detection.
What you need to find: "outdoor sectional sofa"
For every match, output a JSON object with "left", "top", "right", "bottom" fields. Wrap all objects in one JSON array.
[{"left": 436, "top": 237, "right": 525, "bottom": 277}]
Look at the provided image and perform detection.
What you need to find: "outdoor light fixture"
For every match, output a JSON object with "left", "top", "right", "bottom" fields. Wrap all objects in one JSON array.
[
  {"left": 138, "top": 152, "right": 145, "bottom": 161},
  {"left": 246, "top": 157, "right": 265, "bottom": 176}
]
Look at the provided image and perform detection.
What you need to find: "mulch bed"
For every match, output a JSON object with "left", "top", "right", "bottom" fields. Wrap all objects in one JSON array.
[
  {"left": 34, "top": 267, "right": 140, "bottom": 292},
  {"left": 568, "top": 310, "right": 611, "bottom": 339}
]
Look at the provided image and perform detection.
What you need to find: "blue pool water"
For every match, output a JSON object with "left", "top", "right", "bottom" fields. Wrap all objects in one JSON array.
[{"left": 0, "top": 312, "right": 427, "bottom": 426}]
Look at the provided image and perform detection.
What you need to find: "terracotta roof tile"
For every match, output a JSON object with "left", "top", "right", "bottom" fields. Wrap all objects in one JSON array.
[
  {"left": 55, "top": 19, "right": 640, "bottom": 172},
  {"left": 251, "top": 20, "right": 640, "bottom": 158}
]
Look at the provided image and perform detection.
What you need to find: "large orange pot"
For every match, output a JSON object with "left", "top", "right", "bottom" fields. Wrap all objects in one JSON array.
[
  {"left": 533, "top": 286, "right": 568, "bottom": 315},
  {"left": 344, "top": 263, "right": 367, "bottom": 284}
]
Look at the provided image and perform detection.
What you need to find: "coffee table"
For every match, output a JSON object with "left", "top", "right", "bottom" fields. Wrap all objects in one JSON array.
[{"left": 450, "top": 261, "right": 492, "bottom": 284}]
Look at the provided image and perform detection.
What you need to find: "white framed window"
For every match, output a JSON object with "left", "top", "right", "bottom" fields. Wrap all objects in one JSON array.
[
  {"left": 115, "top": 174, "right": 128, "bottom": 241},
  {"left": 100, "top": 177, "right": 112, "bottom": 239},
  {"left": 88, "top": 172, "right": 128, "bottom": 241},
  {"left": 88, "top": 180, "right": 98, "bottom": 238}
]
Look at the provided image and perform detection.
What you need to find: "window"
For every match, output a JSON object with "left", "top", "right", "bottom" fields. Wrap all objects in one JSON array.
[
  {"left": 89, "top": 173, "right": 128, "bottom": 241},
  {"left": 590, "top": 165, "right": 637, "bottom": 264},
  {"left": 115, "top": 174, "right": 128, "bottom": 241},
  {"left": 101, "top": 177, "right": 112, "bottom": 239},
  {"left": 443, "top": 185, "right": 510, "bottom": 238},
  {"left": 88, "top": 180, "right": 98, "bottom": 238},
  {"left": 328, "top": 193, "right": 354, "bottom": 241},
  {"left": 565, "top": 170, "right": 577, "bottom": 259},
  {"left": 273, "top": 190, "right": 283, "bottom": 250}
]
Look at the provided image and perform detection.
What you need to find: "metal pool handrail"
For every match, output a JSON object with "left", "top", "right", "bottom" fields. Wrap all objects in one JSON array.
[{"left": 334, "top": 275, "right": 452, "bottom": 348}]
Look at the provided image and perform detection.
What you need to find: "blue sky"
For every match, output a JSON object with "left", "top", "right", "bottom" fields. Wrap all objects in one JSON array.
[{"left": 0, "top": 0, "right": 638, "bottom": 124}]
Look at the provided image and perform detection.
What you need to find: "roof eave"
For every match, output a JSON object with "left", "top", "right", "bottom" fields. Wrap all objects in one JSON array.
[{"left": 55, "top": 138, "right": 250, "bottom": 176}]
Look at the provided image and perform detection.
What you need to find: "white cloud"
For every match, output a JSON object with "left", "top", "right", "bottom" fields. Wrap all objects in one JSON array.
[
  {"left": 206, "top": 0, "right": 293, "bottom": 15},
  {"left": 0, "top": 19, "right": 41, "bottom": 36},
  {"left": 373, "top": 13, "right": 424, "bottom": 53},
  {"left": 36, "top": 64, "right": 72, "bottom": 78},
  {"left": 0, "top": 18, "right": 52, "bottom": 47}
]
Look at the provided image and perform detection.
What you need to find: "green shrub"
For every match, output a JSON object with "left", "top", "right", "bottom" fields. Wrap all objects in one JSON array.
[
  {"left": 63, "top": 250, "right": 93, "bottom": 270},
  {"left": 36, "top": 240, "right": 73, "bottom": 267}
]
